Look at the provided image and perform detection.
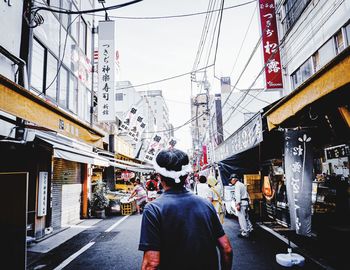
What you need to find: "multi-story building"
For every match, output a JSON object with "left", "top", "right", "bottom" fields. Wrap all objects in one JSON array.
[
  {"left": 191, "top": 94, "right": 211, "bottom": 149},
  {"left": 138, "top": 90, "right": 171, "bottom": 143},
  {"left": 115, "top": 83, "right": 173, "bottom": 159},
  {"left": 261, "top": 1, "right": 350, "bottom": 266},
  {"left": 0, "top": 0, "right": 113, "bottom": 245}
]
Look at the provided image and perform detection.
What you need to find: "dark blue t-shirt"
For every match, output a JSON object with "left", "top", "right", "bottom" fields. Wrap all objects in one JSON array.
[{"left": 139, "top": 188, "right": 225, "bottom": 270}]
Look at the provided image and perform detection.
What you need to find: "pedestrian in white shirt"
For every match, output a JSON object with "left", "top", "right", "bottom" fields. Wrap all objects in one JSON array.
[
  {"left": 230, "top": 173, "right": 253, "bottom": 238},
  {"left": 195, "top": 175, "right": 213, "bottom": 202}
]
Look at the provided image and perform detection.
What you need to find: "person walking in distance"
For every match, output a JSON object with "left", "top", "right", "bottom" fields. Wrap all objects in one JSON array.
[
  {"left": 139, "top": 149, "right": 233, "bottom": 270},
  {"left": 195, "top": 175, "right": 214, "bottom": 202},
  {"left": 230, "top": 173, "right": 253, "bottom": 238},
  {"left": 129, "top": 178, "right": 147, "bottom": 214}
]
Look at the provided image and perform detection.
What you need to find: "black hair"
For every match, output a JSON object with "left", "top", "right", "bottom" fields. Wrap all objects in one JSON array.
[
  {"left": 130, "top": 177, "right": 140, "bottom": 184},
  {"left": 156, "top": 149, "right": 190, "bottom": 189},
  {"left": 199, "top": 175, "right": 207, "bottom": 183},
  {"left": 146, "top": 180, "right": 156, "bottom": 191}
]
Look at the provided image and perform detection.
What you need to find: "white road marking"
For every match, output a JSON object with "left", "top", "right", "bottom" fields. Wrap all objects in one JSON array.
[
  {"left": 105, "top": 215, "right": 129, "bottom": 232},
  {"left": 53, "top": 242, "right": 95, "bottom": 270},
  {"left": 52, "top": 216, "right": 130, "bottom": 269}
]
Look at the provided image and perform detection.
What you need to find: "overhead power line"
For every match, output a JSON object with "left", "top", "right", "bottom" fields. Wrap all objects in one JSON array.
[
  {"left": 222, "top": 0, "right": 344, "bottom": 123},
  {"left": 144, "top": 112, "right": 206, "bottom": 134},
  {"left": 117, "top": 64, "right": 214, "bottom": 90},
  {"left": 32, "top": 0, "right": 143, "bottom": 15},
  {"left": 34, "top": 0, "right": 256, "bottom": 20}
]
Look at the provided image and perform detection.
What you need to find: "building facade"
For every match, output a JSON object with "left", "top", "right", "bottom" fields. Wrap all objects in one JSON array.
[{"left": 0, "top": 0, "right": 112, "bottom": 242}]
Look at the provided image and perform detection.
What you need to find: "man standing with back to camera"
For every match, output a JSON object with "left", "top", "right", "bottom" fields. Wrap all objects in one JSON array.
[{"left": 139, "top": 148, "right": 233, "bottom": 270}]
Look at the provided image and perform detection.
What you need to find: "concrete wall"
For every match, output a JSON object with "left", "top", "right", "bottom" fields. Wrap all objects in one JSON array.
[{"left": 276, "top": 0, "right": 350, "bottom": 94}]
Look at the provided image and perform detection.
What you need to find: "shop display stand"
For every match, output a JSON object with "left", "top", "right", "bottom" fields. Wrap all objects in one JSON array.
[{"left": 276, "top": 231, "right": 305, "bottom": 267}]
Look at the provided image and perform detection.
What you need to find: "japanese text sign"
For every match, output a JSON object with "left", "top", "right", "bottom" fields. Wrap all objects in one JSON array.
[
  {"left": 168, "top": 138, "right": 177, "bottom": 149},
  {"left": 120, "top": 106, "right": 138, "bottom": 132},
  {"left": 284, "top": 129, "right": 313, "bottom": 236},
  {"left": 215, "top": 114, "right": 263, "bottom": 160},
  {"left": 259, "top": 0, "right": 283, "bottom": 89},
  {"left": 98, "top": 21, "right": 117, "bottom": 122},
  {"left": 38, "top": 172, "right": 48, "bottom": 217},
  {"left": 144, "top": 134, "right": 163, "bottom": 162}
]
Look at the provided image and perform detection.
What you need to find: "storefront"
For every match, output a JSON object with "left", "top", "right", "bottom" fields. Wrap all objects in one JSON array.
[
  {"left": 263, "top": 46, "right": 350, "bottom": 268},
  {"left": 0, "top": 75, "right": 107, "bottom": 240},
  {"left": 216, "top": 111, "right": 284, "bottom": 218}
]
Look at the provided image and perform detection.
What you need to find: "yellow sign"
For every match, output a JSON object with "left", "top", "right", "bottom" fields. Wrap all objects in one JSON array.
[{"left": 0, "top": 75, "right": 103, "bottom": 147}]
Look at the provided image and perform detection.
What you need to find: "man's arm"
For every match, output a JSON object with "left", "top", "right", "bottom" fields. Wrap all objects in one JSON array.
[
  {"left": 217, "top": 234, "right": 233, "bottom": 270},
  {"left": 141, "top": 250, "right": 160, "bottom": 270}
]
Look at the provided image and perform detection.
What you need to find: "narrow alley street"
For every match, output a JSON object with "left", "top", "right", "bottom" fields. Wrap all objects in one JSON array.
[{"left": 27, "top": 214, "right": 323, "bottom": 270}]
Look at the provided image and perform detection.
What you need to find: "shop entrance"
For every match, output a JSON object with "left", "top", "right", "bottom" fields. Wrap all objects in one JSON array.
[{"left": 0, "top": 172, "right": 28, "bottom": 270}]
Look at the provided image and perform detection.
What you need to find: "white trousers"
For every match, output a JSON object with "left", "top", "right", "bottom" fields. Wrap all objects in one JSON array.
[{"left": 236, "top": 205, "right": 253, "bottom": 235}]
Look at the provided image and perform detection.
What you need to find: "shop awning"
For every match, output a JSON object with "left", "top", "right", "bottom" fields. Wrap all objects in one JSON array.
[
  {"left": 95, "top": 149, "right": 154, "bottom": 173},
  {"left": 27, "top": 130, "right": 110, "bottom": 166},
  {"left": 266, "top": 47, "right": 350, "bottom": 130},
  {"left": 218, "top": 146, "right": 260, "bottom": 186},
  {"left": 108, "top": 161, "right": 154, "bottom": 173}
]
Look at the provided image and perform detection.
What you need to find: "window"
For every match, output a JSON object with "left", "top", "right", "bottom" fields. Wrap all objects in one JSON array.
[
  {"left": 300, "top": 58, "right": 312, "bottom": 82},
  {"left": 31, "top": 39, "right": 45, "bottom": 92},
  {"left": 85, "top": 88, "right": 91, "bottom": 122},
  {"left": 335, "top": 30, "right": 345, "bottom": 54},
  {"left": 70, "top": 15, "right": 80, "bottom": 43},
  {"left": 61, "top": 0, "right": 71, "bottom": 30},
  {"left": 318, "top": 38, "right": 335, "bottom": 68},
  {"left": 59, "top": 67, "right": 68, "bottom": 108},
  {"left": 283, "top": 0, "right": 311, "bottom": 32},
  {"left": 292, "top": 58, "right": 313, "bottom": 88},
  {"left": 86, "top": 26, "right": 92, "bottom": 60},
  {"left": 345, "top": 23, "right": 350, "bottom": 46},
  {"left": 68, "top": 75, "right": 78, "bottom": 113},
  {"left": 312, "top": 51, "right": 320, "bottom": 72},
  {"left": 80, "top": 19, "right": 87, "bottom": 54},
  {"left": 116, "top": 93, "right": 123, "bottom": 101},
  {"left": 46, "top": 52, "right": 58, "bottom": 101}
]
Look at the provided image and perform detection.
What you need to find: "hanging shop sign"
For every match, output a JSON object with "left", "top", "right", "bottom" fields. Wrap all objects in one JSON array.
[
  {"left": 284, "top": 129, "right": 313, "bottom": 236},
  {"left": 144, "top": 134, "right": 163, "bottom": 162},
  {"left": 258, "top": 0, "right": 283, "bottom": 89},
  {"left": 325, "top": 144, "right": 350, "bottom": 159},
  {"left": 98, "top": 20, "right": 117, "bottom": 122},
  {"left": 202, "top": 145, "right": 208, "bottom": 166},
  {"left": 127, "top": 113, "right": 146, "bottom": 143},
  {"left": 168, "top": 138, "right": 177, "bottom": 149},
  {"left": 215, "top": 114, "right": 263, "bottom": 161},
  {"left": 38, "top": 171, "right": 48, "bottom": 217},
  {"left": 120, "top": 106, "right": 138, "bottom": 132}
]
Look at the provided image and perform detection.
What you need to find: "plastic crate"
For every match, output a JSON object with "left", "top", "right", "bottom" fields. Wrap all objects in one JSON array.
[{"left": 121, "top": 202, "right": 133, "bottom": 215}]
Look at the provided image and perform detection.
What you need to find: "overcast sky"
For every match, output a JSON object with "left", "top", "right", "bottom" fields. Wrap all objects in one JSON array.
[{"left": 102, "top": 0, "right": 263, "bottom": 152}]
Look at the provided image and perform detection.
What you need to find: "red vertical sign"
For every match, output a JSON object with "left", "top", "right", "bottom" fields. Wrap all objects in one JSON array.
[
  {"left": 202, "top": 145, "right": 208, "bottom": 165},
  {"left": 259, "top": 0, "right": 283, "bottom": 89}
]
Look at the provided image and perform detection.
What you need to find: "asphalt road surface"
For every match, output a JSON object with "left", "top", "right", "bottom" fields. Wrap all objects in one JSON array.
[{"left": 27, "top": 214, "right": 324, "bottom": 270}]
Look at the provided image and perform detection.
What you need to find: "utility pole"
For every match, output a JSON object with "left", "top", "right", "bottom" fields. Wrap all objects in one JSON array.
[{"left": 191, "top": 70, "right": 212, "bottom": 169}]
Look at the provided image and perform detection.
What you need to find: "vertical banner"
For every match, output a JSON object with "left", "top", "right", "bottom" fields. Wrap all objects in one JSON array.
[
  {"left": 284, "top": 129, "right": 313, "bottom": 236},
  {"left": 144, "top": 134, "right": 162, "bottom": 162},
  {"left": 202, "top": 145, "right": 208, "bottom": 165},
  {"left": 258, "top": 0, "right": 283, "bottom": 89},
  {"left": 168, "top": 138, "right": 177, "bottom": 149},
  {"left": 38, "top": 172, "right": 48, "bottom": 217},
  {"left": 120, "top": 106, "right": 138, "bottom": 132},
  {"left": 128, "top": 114, "right": 146, "bottom": 143},
  {"left": 98, "top": 21, "right": 117, "bottom": 122}
]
